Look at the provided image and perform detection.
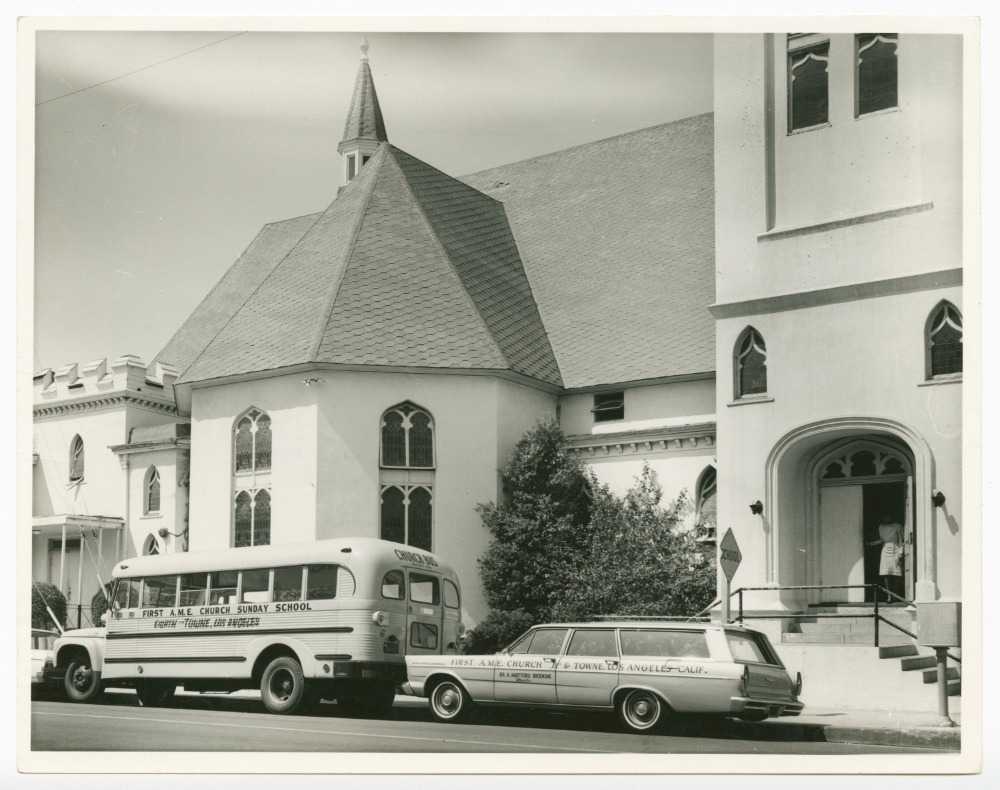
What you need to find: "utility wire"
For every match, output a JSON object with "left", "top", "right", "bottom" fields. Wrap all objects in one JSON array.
[{"left": 36, "top": 31, "right": 247, "bottom": 107}]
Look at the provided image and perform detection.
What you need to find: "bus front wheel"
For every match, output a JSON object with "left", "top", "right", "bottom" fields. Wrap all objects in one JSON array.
[
  {"left": 260, "top": 656, "right": 306, "bottom": 714},
  {"left": 63, "top": 656, "right": 102, "bottom": 704}
]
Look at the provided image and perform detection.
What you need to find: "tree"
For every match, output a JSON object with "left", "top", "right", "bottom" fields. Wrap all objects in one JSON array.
[
  {"left": 552, "top": 465, "right": 716, "bottom": 622},
  {"left": 465, "top": 422, "right": 717, "bottom": 653},
  {"left": 32, "top": 582, "right": 67, "bottom": 631}
]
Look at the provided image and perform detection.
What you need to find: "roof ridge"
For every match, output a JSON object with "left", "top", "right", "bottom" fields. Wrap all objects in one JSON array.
[
  {"left": 385, "top": 145, "right": 511, "bottom": 370},
  {"left": 462, "top": 111, "right": 714, "bottom": 180},
  {"left": 178, "top": 211, "right": 326, "bottom": 382},
  {"left": 309, "top": 144, "right": 388, "bottom": 361},
  {"left": 261, "top": 210, "right": 323, "bottom": 228}
]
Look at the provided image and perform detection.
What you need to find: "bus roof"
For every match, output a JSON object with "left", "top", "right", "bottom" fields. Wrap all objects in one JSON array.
[{"left": 111, "top": 537, "right": 456, "bottom": 579}]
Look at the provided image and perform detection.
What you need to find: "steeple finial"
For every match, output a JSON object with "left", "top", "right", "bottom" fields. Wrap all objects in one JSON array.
[
  {"left": 338, "top": 37, "right": 387, "bottom": 182},
  {"left": 360, "top": 36, "right": 369, "bottom": 61}
]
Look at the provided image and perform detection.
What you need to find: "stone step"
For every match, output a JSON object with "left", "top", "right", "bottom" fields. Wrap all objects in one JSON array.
[
  {"left": 900, "top": 655, "right": 937, "bottom": 671},
  {"left": 781, "top": 631, "right": 911, "bottom": 646},
  {"left": 878, "top": 644, "right": 919, "bottom": 658},
  {"left": 921, "top": 666, "right": 961, "bottom": 684}
]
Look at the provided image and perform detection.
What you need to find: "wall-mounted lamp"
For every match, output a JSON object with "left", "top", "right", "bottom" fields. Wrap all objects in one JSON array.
[
  {"left": 158, "top": 527, "right": 189, "bottom": 540},
  {"left": 931, "top": 490, "right": 946, "bottom": 508},
  {"left": 749, "top": 500, "right": 764, "bottom": 516}
]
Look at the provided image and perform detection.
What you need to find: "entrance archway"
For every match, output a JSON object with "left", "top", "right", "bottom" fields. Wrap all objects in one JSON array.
[
  {"left": 808, "top": 438, "right": 914, "bottom": 603},
  {"left": 764, "top": 417, "right": 938, "bottom": 605}
]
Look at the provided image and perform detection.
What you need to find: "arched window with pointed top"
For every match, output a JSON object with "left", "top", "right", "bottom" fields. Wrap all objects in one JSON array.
[
  {"left": 68, "top": 435, "right": 85, "bottom": 483},
  {"left": 734, "top": 327, "right": 768, "bottom": 398},
  {"left": 926, "top": 301, "right": 963, "bottom": 378},
  {"left": 379, "top": 402, "right": 435, "bottom": 551},
  {"left": 143, "top": 466, "right": 161, "bottom": 514},
  {"left": 232, "top": 407, "right": 272, "bottom": 547},
  {"left": 695, "top": 465, "right": 717, "bottom": 543}
]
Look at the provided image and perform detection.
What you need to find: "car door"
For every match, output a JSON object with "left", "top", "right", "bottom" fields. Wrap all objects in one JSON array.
[
  {"left": 405, "top": 571, "right": 443, "bottom": 656},
  {"left": 493, "top": 627, "right": 567, "bottom": 704},
  {"left": 555, "top": 628, "right": 620, "bottom": 707}
]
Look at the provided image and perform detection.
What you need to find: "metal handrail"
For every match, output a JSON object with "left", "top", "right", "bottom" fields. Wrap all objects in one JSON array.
[{"left": 728, "top": 583, "right": 961, "bottom": 665}]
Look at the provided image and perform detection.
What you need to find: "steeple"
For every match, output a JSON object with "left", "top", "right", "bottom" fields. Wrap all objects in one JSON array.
[{"left": 338, "top": 38, "right": 388, "bottom": 183}]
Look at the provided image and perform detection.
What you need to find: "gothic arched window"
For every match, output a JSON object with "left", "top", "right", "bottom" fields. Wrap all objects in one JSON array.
[
  {"left": 926, "top": 301, "right": 963, "bottom": 378},
  {"left": 696, "top": 466, "right": 717, "bottom": 543},
  {"left": 232, "top": 407, "right": 272, "bottom": 547},
  {"left": 69, "top": 435, "right": 85, "bottom": 482},
  {"left": 379, "top": 402, "right": 435, "bottom": 550},
  {"left": 735, "top": 327, "right": 768, "bottom": 398},
  {"left": 144, "top": 466, "right": 161, "bottom": 514}
]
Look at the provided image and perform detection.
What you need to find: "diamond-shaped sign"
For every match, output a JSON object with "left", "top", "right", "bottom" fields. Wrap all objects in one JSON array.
[{"left": 719, "top": 528, "right": 742, "bottom": 583}]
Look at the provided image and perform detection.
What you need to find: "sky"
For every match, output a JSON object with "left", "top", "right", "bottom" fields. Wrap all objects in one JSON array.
[{"left": 33, "top": 31, "right": 713, "bottom": 372}]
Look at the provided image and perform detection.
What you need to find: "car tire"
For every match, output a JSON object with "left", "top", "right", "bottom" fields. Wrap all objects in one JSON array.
[
  {"left": 63, "top": 657, "right": 102, "bottom": 703},
  {"left": 617, "top": 689, "right": 663, "bottom": 733},
  {"left": 428, "top": 679, "right": 470, "bottom": 723},
  {"left": 260, "top": 656, "right": 306, "bottom": 715},
  {"left": 137, "top": 681, "right": 176, "bottom": 707}
]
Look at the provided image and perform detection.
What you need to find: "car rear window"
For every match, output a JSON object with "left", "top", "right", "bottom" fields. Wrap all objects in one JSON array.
[
  {"left": 726, "top": 631, "right": 781, "bottom": 665},
  {"left": 619, "top": 629, "right": 711, "bottom": 658}
]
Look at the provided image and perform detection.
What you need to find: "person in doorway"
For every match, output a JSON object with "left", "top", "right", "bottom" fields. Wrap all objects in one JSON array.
[{"left": 867, "top": 513, "right": 904, "bottom": 602}]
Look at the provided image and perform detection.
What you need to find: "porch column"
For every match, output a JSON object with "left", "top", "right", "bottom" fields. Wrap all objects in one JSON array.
[
  {"left": 75, "top": 529, "right": 85, "bottom": 607},
  {"left": 58, "top": 523, "right": 67, "bottom": 593}
]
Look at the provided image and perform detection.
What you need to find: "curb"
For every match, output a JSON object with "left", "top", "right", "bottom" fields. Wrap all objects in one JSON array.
[{"left": 741, "top": 719, "right": 961, "bottom": 750}]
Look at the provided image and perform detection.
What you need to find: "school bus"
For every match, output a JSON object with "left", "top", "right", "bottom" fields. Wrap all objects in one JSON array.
[{"left": 50, "top": 538, "right": 463, "bottom": 715}]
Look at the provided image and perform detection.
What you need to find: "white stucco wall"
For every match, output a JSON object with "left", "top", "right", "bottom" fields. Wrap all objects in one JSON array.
[
  {"left": 186, "top": 370, "right": 557, "bottom": 624},
  {"left": 713, "top": 33, "right": 963, "bottom": 608},
  {"left": 559, "top": 379, "right": 715, "bottom": 436},
  {"left": 125, "top": 448, "right": 189, "bottom": 559}
]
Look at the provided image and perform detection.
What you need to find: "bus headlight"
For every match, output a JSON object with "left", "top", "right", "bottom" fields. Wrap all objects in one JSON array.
[{"left": 372, "top": 611, "right": 386, "bottom": 626}]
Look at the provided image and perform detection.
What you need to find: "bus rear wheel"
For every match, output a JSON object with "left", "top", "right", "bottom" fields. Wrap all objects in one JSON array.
[
  {"left": 63, "top": 656, "right": 102, "bottom": 703},
  {"left": 260, "top": 656, "right": 306, "bottom": 714},
  {"left": 137, "top": 681, "right": 176, "bottom": 708}
]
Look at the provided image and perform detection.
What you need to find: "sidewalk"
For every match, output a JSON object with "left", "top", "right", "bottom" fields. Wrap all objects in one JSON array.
[{"left": 741, "top": 706, "right": 961, "bottom": 750}]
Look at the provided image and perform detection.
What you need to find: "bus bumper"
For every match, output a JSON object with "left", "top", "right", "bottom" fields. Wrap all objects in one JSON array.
[{"left": 328, "top": 660, "right": 407, "bottom": 685}]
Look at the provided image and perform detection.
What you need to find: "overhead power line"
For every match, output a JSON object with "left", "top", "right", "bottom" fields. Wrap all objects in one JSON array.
[{"left": 36, "top": 31, "right": 247, "bottom": 107}]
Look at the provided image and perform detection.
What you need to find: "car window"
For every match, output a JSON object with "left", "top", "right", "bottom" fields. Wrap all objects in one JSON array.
[
  {"left": 506, "top": 631, "right": 532, "bottom": 654},
  {"left": 619, "top": 629, "right": 711, "bottom": 658},
  {"left": 525, "top": 628, "right": 568, "bottom": 655},
  {"left": 726, "top": 631, "right": 779, "bottom": 665},
  {"left": 566, "top": 629, "right": 618, "bottom": 657}
]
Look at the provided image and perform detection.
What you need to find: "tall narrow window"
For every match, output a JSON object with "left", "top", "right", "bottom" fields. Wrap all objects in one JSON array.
[
  {"left": 379, "top": 402, "right": 435, "bottom": 550},
  {"left": 346, "top": 153, "right": 357, "bottom": 181},
  {"left": 788, "top": 35, "right": 830, "bottom": 131},
  {"left": 735, "top": 327, "right": 768, "bottom": 398},
  {"left": 927, "top": 301, "right": 963, "bottom": 378},
  {"left": 233, "top": 407, "right": 272, "bottom": 547},
  {"left": 856, "top": 34, "right": 898, "bottom": 116},
  {"left": 144, "top": 466, "right": 161, "bottom": 514},
  {"left": 696, "top": 466, "right": 717, "bottom": 544},
  {"left": 69, "top": 435, "right": 85, "bottom": 482}
]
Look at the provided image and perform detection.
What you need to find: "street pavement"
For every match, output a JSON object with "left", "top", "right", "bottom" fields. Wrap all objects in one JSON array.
[{"left": 30, "top": 693, "right": 949, "bottom": 753}]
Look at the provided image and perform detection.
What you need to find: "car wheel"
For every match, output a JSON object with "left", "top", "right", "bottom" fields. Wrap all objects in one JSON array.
[
  {"left": 137, "top": 681, "right": 176, "bottom": 707},
  {"left": 428, "top": 679, "right": 470, "bottom": 723},
  {"left": 260, "top": 656, "right": 306, "bottom": 714},
  {"left": 618, "top": 689, "right": 663, "bottom": 733},
  {"left": 63, "top": 657, "right": 102, "bottom": 703}
]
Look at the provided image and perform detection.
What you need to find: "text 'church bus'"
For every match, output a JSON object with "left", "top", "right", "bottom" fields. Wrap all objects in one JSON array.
[{"left": 48, "top": 537, "right": 464, "bottom": 714}]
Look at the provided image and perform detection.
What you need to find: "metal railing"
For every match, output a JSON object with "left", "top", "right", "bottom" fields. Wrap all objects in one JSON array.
[{"left": 728, "top": 584, "right": 960, "bottom": 664}]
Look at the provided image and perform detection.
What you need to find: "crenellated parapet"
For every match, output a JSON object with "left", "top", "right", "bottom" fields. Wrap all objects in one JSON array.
[{"left": 33, "top": 354, "right": 178, "bottom": 417}]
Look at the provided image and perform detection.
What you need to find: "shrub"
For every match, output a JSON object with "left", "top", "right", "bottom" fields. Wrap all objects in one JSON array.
[
  {"left": 461, "top": 609, "right": 536, "bottom": 654},
  {"left": 91, "top": 584, "right": 112, "bottom": 627},
  {"left": 32, "top": 582, "right": 67, "bottom": 631}
]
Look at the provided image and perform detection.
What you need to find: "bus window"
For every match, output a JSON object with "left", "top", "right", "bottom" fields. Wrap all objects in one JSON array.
[
  {"left": 273, "top": 566, "right": 303, "bottom": 602},
  {"left": 114, "top": 578, "right": 140, "bottom": 609},
  {"left": 209, "top": 571, "right": 238, "bottom": 605},
  {"left": 409, "top": 573, "right": 439, "bottom": 605},
  {"left": 381, "top": 570, "right": 404, "bottom": 599},
  {"left": 241, "top": 569, "right": 270, "bottom": 603},
  {"left": 306, "top": 565, "right": 338, "bottom": 600},
  {"left": 410, "top": 622, "right": 439, "bottom": 650},
  {"left": 179, "top": 573, "right": 208, "bottom": 607},
  {"left": 443, "top": 579, "right": 460, "bottom": 609},
  {"left": 143, "top": 575, "right": 177, "bottom": 608}
]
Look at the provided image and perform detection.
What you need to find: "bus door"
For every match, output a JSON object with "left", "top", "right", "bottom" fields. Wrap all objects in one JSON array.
[{"left": 405, "top": 570, "right": 444, "bottom": 656}]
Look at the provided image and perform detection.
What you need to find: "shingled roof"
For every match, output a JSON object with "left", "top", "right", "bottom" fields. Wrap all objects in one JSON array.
[
  {"left": 163, "top": 144, "right": 562, "bottom": 388},
  {"left": 463, "top": 113, "right": 716, "bottom": 389},
  {"left": 338, "top": 53, "right": 387, "bottom": 152}
]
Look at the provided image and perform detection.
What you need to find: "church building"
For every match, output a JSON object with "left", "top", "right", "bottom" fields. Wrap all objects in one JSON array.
[{"left": 33, "top": 34, "right": 963, "bottom": 711}]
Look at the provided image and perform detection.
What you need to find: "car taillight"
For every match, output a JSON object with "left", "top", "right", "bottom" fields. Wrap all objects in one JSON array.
[
  {"left": 793, "top": 671, "right": 802, "bottom": 697},
  {"left": 739, "top": 665, "right": 750, "bottom": 696}
]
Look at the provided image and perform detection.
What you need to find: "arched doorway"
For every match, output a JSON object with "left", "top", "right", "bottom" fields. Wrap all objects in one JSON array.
[{"left": 809, "top": 437, "right": 914, "bottom": 603}]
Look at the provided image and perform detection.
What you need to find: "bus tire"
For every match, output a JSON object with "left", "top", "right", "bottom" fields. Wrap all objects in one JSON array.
[
  {"left": 63, "top": 656, "right": 102, "bottom": 704},
  {"left": 428, "top": 678, "right": 470, "bottom": 723},
  {"left": 617, "top": 689, "right": 663, "bottom": 733},
  {"left": 260, "top": 656, "right": 306, "bottom": 714},
  {"left": 137, "top": 681, "right": 176, "bottom": 708}
]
